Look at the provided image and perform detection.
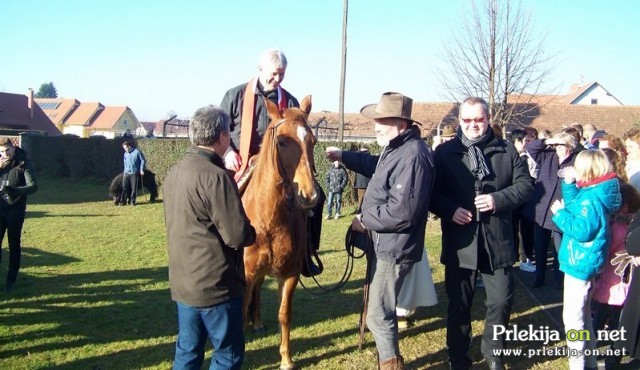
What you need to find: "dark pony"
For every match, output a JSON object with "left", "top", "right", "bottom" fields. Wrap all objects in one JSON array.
[
  {"left": 242, "top": 96, "right": 318, "bottom": 370},
  {"left": 108, "top": 170, "right": 158, "bottom": 204}
]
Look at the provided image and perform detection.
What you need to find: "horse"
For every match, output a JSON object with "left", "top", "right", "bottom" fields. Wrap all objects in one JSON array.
[{"left": 242, "top": 95, "right": 318, "bottom": 370}]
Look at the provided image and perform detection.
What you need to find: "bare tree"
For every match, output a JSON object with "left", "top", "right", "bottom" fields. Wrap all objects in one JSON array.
[{"left": 438, "top": 0, "right": 557, "bottom": 128}]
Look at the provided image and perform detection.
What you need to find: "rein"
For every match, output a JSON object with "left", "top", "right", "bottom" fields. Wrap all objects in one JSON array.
[
  {"left": 298, "top": 226, "right": 371, "bottom": 296},
  {"left": 269, "top": 119, "right": 296, "bottom": 209}
]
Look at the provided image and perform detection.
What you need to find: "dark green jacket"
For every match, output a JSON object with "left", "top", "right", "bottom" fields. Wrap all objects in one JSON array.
[{"left": 164, "top": 147, "right": 256, "bottom": 307}]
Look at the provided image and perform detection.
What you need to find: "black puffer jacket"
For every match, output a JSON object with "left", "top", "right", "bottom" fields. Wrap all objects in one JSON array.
[
  {"left": 430, "top": 132, "right": 533, "bottom": 271},
  {"left": 342, "top": 126, "right": 435, "bottom": 263},
  {"left": 0, "top": 147, "right": 38, "bottom": 210},
  {"left": 220, "top": 81, "right": 298, "bottom": 157}
]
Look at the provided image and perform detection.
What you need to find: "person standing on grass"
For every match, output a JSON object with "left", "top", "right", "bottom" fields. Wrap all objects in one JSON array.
[
  {"left": 326, "top": 92, "right": 435, "bottom": 370},
  {"left": 551, "top": 149, "right": 621, "bottom": 370},
  {"left": 429, "top": 97, "right": 533, "bottom": 370},
  {"left": 164, "top": 106, "right": 256, "bottom": 370},
  {"left": 120, "top": 141, "right": 145, "bottom": 206},
  {"left": 0, "top": 138, "right": 38, "bottom": 293},
  {"left": 325, "top": 160, "right": 348, "bottom": 220}
]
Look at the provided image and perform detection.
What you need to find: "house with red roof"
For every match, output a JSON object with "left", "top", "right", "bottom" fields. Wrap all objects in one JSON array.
[
  {"left": 35, "top": 98, "right": 142, "bottom": 138},
  {"left": 310, "top": 82, "right": 638, "bottom": 142},
  {"left": 0, "top": 89, "right": 61, "bottom": 136}
]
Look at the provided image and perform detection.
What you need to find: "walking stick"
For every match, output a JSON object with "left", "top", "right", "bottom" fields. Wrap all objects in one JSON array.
[{"left": 358, "top": 232, "right": 374, "bottom": 350}]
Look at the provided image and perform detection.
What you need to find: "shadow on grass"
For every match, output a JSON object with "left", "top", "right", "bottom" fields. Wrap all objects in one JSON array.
[{"left": 28, "top": 177, "right": 112, "bottom": 205}]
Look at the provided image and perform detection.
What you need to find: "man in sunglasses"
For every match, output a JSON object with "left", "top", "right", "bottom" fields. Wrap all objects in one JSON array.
[{"left": 430, "top": 97, "right": 533, "bottom": 370}]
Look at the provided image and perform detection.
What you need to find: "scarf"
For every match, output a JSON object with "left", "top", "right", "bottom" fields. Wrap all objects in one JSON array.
[{"left": 457, "top": 126, "right": 493, "bottom": 180}]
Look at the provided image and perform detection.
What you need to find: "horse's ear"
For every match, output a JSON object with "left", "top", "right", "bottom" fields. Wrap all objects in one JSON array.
[
  {"left": 265, "top": 99, "right": 282, "bottom": 119},
  {"left": 300, "top": 95, "right": 312, "bottom": 116}
]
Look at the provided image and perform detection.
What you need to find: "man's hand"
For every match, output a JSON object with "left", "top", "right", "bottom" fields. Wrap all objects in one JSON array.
[
  {"left": 452, "top": 207, "right": 473, "bottom": 225},
  {"left": 351, "top": 214, "right": 366, "bottom": 232},
  {"left": 0, "top": 156, "right": 10, "bottom": 167},
  {"left": 474, "top": 194, "right": 495, "bottom": 213},
  {"left": 325, "top": 146, "right": 342, "bottom": 162},
  {"left": 140, "top": 171, "right": 145, "bottom": 176},
  {"left": 224, "top": 151, "right": 242, "bottom": 172}
]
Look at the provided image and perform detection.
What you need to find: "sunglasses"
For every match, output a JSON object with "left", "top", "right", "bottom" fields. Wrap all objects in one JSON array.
[{"left": 460, "top": 117, "right": 486, "bottom": 124}]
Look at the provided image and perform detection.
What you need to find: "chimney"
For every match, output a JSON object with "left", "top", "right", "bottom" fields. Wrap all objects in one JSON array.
[{"left": 27, "top": 88, "right": 34, "bottom": 119}]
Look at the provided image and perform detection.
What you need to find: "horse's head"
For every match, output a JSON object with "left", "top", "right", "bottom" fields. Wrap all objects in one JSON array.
[{"left": 263, "top": 95, "right": 318, "bottom": 209}]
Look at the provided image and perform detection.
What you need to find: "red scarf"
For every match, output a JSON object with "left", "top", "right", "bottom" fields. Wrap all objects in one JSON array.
[{"left": 576, "top": 172, "right": 617, "bottom": 188}]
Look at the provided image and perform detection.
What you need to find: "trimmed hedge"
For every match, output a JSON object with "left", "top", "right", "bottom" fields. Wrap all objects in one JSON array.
[{"left": 22, "top": 135, "right": 378, "bottom": 207}]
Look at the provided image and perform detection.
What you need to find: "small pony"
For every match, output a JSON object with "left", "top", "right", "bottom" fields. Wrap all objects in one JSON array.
[{"left": 108, "top": 170, "right": 158, "bottom": 204}]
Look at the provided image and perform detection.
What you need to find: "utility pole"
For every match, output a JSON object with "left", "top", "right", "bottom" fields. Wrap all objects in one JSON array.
[{"left": 338, "top": 0, "right": 348, "bottom": 142}]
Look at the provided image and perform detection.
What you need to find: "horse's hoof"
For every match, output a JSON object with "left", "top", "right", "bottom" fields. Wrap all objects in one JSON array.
[
  {"left": 252, "top": 326, "right": 266, "bottom": 334},
  {"left": 279, "top": 364, "right": 298, "bottom": 370}
]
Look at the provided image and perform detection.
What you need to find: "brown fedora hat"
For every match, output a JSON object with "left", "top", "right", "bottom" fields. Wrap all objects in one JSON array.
[
  {"left": 360, "top": 92, "right": 422, "bottom": 125},
  {"left": 441, "top": 125, "right": 456, "bottom": 137}
]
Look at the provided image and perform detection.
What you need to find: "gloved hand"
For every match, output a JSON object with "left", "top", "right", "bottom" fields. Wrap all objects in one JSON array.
[
  {"left": 611, "top": 251, "right": 635, "bottom": 283},
  {"left": 2, "top": 185, "right": 16, "bottom": 197}
]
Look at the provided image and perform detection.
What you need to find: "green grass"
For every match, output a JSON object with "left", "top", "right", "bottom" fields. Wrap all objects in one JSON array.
[{"left": 0, "top": 178, "right": 569, "bottom": 369}]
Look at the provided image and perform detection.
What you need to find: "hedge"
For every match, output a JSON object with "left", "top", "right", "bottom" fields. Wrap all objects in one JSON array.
[{"left": 21, "top": 135, "right": 379, "bottom": 207}]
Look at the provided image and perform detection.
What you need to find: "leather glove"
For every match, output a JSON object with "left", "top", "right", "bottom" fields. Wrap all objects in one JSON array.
[
  {"left": 2, "top": 185, "right": 16, "bottom": 197},
  {"left": 611, "top": 251, "right": 635, "bottom": 283}
]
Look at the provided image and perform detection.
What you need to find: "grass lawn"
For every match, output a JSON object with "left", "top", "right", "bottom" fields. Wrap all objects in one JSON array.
[{"left": 0, "top": 178, "right": 571, "bottom": 369}]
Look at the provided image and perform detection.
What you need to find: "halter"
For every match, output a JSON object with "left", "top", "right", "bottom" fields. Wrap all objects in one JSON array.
[{"left": 269, "top": 118, "right": 297, "bottom": 210}]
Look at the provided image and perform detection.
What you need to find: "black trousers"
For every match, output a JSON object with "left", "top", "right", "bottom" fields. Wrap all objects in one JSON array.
[
  {"left": 512, "top": 205, "right": 534, "bottom": 261},
  {"left": 308, "top": 183, "right": 325, "bottom": 251},
  {"left": 533, "top": 225, "right": 563, "bottom": 285},
  {"left": 0, "top": 207, "right": 26, "bottom": 284},
  {"left": 122, "top": 173, "right": 139, "bottom": 205},
  {"left": 445, "top": 264, "right": 514, "bottom": 369}
]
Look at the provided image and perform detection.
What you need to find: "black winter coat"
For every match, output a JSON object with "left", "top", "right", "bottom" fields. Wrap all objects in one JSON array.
[
  {"left": 354, "top": 173, "right": 370, "bottom": 189},
  {"left": 220, "top": 81, "right": 298, "bottom": 157},
  {"left": 342, "top": 126, "right": 435, "bottom": 263},
  {"left": 522, "top": 139, "right": 578, "bottom": 231},
  {"left": 614, "top": 211, "right": 640, "bottom": 358},
  {"left": 430, "top": 133, "right": 533, "bottom": 271},
  {"left": 0, "top": 147, "right": 38, "bottom": 211}
]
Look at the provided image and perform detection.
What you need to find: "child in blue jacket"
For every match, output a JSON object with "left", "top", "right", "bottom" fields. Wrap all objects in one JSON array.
[{"left": 551, "top": 149, "right": 621, "bottom": 370}]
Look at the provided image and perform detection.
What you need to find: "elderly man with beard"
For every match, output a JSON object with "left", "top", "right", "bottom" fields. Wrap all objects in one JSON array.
[
  {"left": 326, "top": 92, "right": 435, "bottom": 370},
  {"left": 430, "top": 97, "right": 533, "bottom": 370}
]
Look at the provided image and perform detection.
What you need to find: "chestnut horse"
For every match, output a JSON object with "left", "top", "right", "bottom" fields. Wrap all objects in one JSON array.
[{"left": 242, "top": 95, "right": 318, "bottom": 370}]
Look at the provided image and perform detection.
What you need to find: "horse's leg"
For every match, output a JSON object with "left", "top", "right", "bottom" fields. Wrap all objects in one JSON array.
[
  {"left": 278, "top": 275, "right": 299, "bottom": 370},
  {"left": 243, "top": 271, "right": 256, "bottom": 329},
  {"left": 251, "top": 275, "right": 266, "bottom": 332}
]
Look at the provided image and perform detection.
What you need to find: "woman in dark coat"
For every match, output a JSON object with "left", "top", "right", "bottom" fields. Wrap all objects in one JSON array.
[
  {"left": 611, "top": 211, "right": 640, "bottom": 365},
  {"left": 523, "top": 132, "right": 579, "bottom": 288}
]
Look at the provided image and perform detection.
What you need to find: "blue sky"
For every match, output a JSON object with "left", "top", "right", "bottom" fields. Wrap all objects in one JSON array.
[{"left": 1, "top": 0, "right": 639, "bottom": 121}]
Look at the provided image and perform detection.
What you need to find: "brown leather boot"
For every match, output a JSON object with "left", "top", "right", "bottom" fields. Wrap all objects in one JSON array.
[{"left": 379, "top": 356, "right": 405, "bottom": 370}]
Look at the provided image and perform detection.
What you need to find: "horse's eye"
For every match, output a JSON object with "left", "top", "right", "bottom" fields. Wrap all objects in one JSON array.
[{"left": 278, "top": 138, "right": 287, "bottom": 147}]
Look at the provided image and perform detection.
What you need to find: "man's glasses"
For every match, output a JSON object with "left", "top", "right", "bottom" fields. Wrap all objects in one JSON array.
[{"left": 461, "top": 117, "right": 486, "bottom": 124}]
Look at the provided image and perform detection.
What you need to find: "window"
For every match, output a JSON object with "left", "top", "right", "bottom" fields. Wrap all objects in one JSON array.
[
  {"left": 123, "top": 119, "right": 128, "bottom": 125},
  {"left": 591, "top": 99, "right": 598, "bottom": 105}
]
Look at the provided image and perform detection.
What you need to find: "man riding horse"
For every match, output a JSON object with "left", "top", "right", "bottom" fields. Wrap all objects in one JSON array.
[{"left": 220, "top": 48, "right": 324, "bottom": 277}]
